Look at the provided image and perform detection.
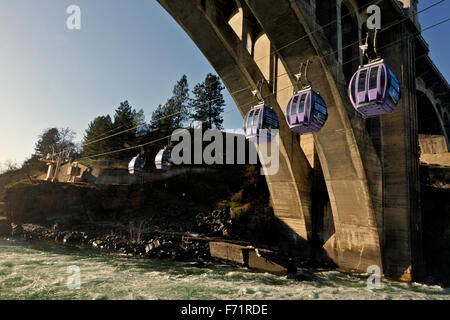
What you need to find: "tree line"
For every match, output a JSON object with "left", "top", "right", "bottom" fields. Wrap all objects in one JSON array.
[
  {"left": 0, "top": 73, "right": 226, "bottom": 176},
  {"left": 82, "top": 73, "right": 225, "bottom": 160}
]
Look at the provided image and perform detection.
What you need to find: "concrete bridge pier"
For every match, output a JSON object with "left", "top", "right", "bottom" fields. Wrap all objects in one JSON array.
[
  {"left": 378, "top": 21, "right": 424, "bottom": 281},
  {"left": 244, "top": 0, "right": 383, "bottom": 274}
]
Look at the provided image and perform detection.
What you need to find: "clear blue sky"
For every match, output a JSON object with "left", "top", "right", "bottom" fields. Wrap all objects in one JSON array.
[{"left": 0, "top": 0, "right": 449, "bottom": 169}]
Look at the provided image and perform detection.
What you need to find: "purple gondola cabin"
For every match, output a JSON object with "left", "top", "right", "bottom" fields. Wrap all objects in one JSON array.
[
  {"left": 243, "top": 103, "right": 279, "bottom": 142},
  {"left": 348, "top": 60, "right": 401, "bottom": 117},
  {"left": 285, "top": 87, "right": 328, "bottom": 134}
]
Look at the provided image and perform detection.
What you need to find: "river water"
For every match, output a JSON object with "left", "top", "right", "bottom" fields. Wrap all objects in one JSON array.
[{"left": 0, "top": 239, "right": 449, "bottom": 300}]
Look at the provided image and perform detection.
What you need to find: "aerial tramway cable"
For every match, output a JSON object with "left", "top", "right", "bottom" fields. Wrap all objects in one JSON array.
[{"left": 75, "top": 8, "right": 449, "bottom": 161}]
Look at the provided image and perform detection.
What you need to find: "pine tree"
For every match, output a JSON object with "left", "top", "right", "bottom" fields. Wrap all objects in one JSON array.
[
  {"left": 150, "top": 104, "right": 175, "bottom": 138},
  {"left": 149, "top": 75, "right": 191, "bottom": 136},
  {"left": 82, "top": 116, "right": 113, "bottom": 157},
  {"left": 170, "top": 75, "right": 191, "bottom": 128},
  {"left": 82, "top": 101, "right": 145, "bottom": 160},
  {"left": 110, "top": 100, "right": 145, "bottom": 153},
  {"left": 191, "top": 73, "right": 225, "bottom": 130}
]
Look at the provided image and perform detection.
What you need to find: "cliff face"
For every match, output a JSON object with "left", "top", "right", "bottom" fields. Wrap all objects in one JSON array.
[
  {"left": 3, "top": 165, "right": 277, "bottom": 246},
  {"left": 4, "top": 182, "right": 140, "bottom": 225}
]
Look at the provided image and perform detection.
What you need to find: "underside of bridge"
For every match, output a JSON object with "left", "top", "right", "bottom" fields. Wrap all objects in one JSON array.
[{"left": 157, "top": 0, "right": 449, "bottom": 281}]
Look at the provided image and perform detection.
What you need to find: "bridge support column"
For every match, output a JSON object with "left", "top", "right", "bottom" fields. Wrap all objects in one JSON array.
[
  {"left": 380, "top": 23, "right": 424, "bottom": 281},
  {"left": 245, "top": 0, "right": 383, "bottom": 275}
]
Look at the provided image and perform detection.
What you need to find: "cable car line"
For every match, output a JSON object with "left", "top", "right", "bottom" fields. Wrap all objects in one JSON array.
[
  {"left": 81, "top": 0, "right": 406, "bottom": 146},
  {"left": 341, "top": 17, "right": 449, "bottom": 70},
  {"left": 79, "top": 79, "right": 317, "bottom": 162},
  {"left": 73, "top": 7, "right": 447, "bottom": 164},
  {"left": 82, "top": 86, "right": 251, "bottom": 147},
  {"left": 81, "top": 3, "right": 445, "bottom": 149},
  {"left": 75, "top": 81, "right": 298, "bottom": 162},
  {"left": 76, "top": 107, "right": 239, "bottom": 161},
  {"left": 313, "top": 0, "right": 446, "bottom": 71}
]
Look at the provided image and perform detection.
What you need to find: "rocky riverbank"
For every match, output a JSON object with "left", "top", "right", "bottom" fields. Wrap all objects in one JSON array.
[
  {"left": 0, "top": 167, "right": 327, "bottom": 276},
  {"left": 1, "top": 207, "right": 302, "bottom": 276},
  {"left": 2, "top": 206, "right": 242, "bottom": 262},
  {"left": 7, "top": 222, "right": 212, "bottom": 262},
  {"left": 1, "top": 196, "right": 313, "bottom": 276}
]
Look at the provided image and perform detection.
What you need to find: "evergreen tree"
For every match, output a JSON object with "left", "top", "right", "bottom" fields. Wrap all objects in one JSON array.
[
  {"left": 149, "top": 75, "right": 191, "bottom": 137},
  {"left": 170, "top": 75, "right": 191, "bottom": 128},
  {"left": 150, "top": 104, "right": 175, "bottom": 138},
  {"left": 110, "top": 100, "right": 145, "bottom": 156},
  {"left": 191, "top": 73, "right": 225, "bottom": 130},
  {"left": 82, "top": 115, "right": 113, "bottom": 157},
  {"left": 81, "top": 101, "right": 145, "bottom": 160}
]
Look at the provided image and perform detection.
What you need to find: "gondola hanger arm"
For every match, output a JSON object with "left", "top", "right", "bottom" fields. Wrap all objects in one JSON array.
[
  {"left": 294, "top": 60, "right": 312, "bottom": 90},
  {"left": 252, "top": 79, "right": 265, "bottom": 103},
  {"left": 361, "top": 29, "right": 381, "bottom": 65},
  {"left": 294, "top": 62, "right": 305, "bottom": 91},
  {"left": 304, "top": 60, "right": 312, "bottom": 88}
]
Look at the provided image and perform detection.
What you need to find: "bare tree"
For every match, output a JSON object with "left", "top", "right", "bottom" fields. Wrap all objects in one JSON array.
[
  {"left": 35, "top": 127, "right": 77, "bottom": 158},
  {"left": 3, "top": 160, "right": 19, "bottom": 173}
]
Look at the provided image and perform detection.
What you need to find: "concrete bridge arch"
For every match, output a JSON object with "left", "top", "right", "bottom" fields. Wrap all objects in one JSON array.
[
  {"left": 416, "top": 80, "right": 450, "bottom": 150},
  {"left": 158, "top": 0, "right": 317, "bottom": 255},
  {"left": 155, "top": 0, "right": 446, "bottom": 281}
]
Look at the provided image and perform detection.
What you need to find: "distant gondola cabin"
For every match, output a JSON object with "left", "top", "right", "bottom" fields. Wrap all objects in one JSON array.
[
  {"left": 155, "top": 148, "right": 172, "bottom": 170},
  {"left": 128, "top": 155, "right": 145, "bottom": 176}
]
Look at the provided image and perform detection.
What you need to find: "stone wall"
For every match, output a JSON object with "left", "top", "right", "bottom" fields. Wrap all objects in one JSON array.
[{"left": 419, "top": 135, "right": 448, "bottom": 155}]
